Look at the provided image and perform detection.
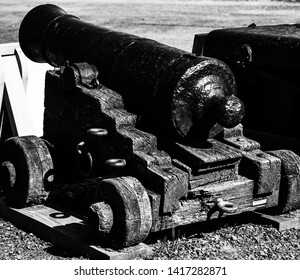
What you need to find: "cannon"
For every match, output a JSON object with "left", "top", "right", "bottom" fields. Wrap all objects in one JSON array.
[
  {"left": 193, "top": 24, "right": 300, "bottom": 154},
  {"left": 19, "top": 4, "right": 245, "bottom": 143},
  {"left": 1, "top": 4, "right": 300, "bottom": 250}
]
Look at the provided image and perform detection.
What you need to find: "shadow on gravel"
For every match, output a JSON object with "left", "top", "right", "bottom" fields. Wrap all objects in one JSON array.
[
  {"left": 44, "top": 245, "right": 86, "bottom": 259},
  {"left": 145, "top": 212, "right": 260, "bottom": 245}
]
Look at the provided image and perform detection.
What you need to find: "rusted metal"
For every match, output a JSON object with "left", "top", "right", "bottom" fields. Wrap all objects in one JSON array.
[
  {"left": 19, "top": 4, "right": 245, "bottom": 142},
  {"left": 61, "top": 62, "right": 99, "bottom": 92}
]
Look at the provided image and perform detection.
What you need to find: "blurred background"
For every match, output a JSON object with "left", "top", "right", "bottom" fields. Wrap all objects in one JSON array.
[{"left": 1, "top": 0, "right": 300, "bottom": 52}]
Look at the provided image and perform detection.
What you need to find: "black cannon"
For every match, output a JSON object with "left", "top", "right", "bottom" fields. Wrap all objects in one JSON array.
[
  {"left": 1, "top": 4, "right": 300, "bottom": 250},
  {"left": 193, "top": 24, "right": 300, "bottom": 154},
  {"left": 19, "top": 4, "right": 244, "bottom": 142}
]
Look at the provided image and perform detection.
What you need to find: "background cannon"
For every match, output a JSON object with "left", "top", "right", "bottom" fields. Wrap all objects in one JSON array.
[{"left": 193, "top": 24, "right": 300, "bottom": 154}]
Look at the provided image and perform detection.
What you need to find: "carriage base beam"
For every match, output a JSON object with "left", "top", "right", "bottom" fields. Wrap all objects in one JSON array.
[
  {"left": 249, "top": 211, "right": 300, "bottom": 231},
  {"left": 0, "top": 196, "right": 152, "bottom": 260}
]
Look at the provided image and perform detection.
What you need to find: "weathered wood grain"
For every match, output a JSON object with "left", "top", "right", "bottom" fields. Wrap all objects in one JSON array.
[
  {"left": 49, "top": 176, "right": 153, "bottom": 248},
  {"left": 267, "top": 150, "right": 300, "bottom": 213},
  {"left": 44, "top": 70, "right": 189, "bottom": 213},
  {"left": 151, "top": 176, "right": 261, "bottom": 232},
  {"left": 88, "top": 176, "right": 152, "bottom": 249},
  {"left": 173, "top": 157, "right": 239, "bottom": 189},
  {"left": 170, "top": 139, "right": 241, "bottom": 186},
  {"left": 239, "top": 150, "right": 281, "bottom": 196},
  {"left": 0, "top": 196, "right": 152, "bottom": 259},
  {"left": 173, "top": 139, "right": 242, "bottom": 168},
  {"left": 250, "top": 211, "right": 300, "bottom": 231},
  {"left": 0, "top": 136, "right": 53, "bottom": 207}
]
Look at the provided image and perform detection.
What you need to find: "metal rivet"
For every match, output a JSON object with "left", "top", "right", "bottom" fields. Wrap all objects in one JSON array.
[
  {"left": 234, "top": 44, "right": 252, "bottom": 67},
  {"left": 105, "top": 158, "right": 126, "bottom": 168},
  {"left": 87, "top": 128, "right": 108, "bottom": 137},
  {"left": 76, "top": 141, "right": 93, "bottom": 177}
]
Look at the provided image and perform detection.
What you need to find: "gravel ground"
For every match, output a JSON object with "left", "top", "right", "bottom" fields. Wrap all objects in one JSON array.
[
  {"left": 147, "top": 221, "right": 300, "bottom": 260},
  {"left": 1, "top": 209, "right": 300, "bottom": 260},
  {"left": 0, "top": 217, "right": 86, "bottom": 260}
]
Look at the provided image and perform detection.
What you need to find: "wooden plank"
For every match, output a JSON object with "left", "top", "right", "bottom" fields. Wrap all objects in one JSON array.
[
  {"left": 151, "top": 176, "right": 264, "bottom": 232},
  {"left": 0, "top": 197, "right": 152, "bottom": 260},
  {"left": 250, "top": 211, "right": 300, "bottom": 231},
  {"left": 1, "top": 42, "right": 53, "bottom": 137},
  {"left": 0, "top": 43, "right": 33, "bottom": 137},
  {"left": 0, "top": 55, "right": 4, "bottom": 136},
  {"left": 191, "top": 175, "right": 254, "bottom": 199},
  {"left": 174, "top": 139, "right": 242, "bottom": 168},
  {"left": 240, "top": 150, "right": 281, "bottom": 196},
  {"left": 14, "top": 47, "right": 29, "bottom": 91},
  {"left": 151, "top": 195, "right": 256, "bottom": 232},
  {"left": 2, "top": 55, "right": 34, "bottom": 136},
  {"left": 0, "top": 55, "right": 4, "bottom": 105},
  {"left": 0, "top": 43, "right": 21, "bottom": 56},
  {"left": 189, "top": 163, "right": 238, "bottom": 189}
]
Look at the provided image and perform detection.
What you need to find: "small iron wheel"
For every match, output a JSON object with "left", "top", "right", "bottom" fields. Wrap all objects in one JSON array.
[
  {"left": 0, "top": 136, "right": 54, "bottom": 207},
  {"left": 88, "top": 176, "right": 152, "bottom": 249}
]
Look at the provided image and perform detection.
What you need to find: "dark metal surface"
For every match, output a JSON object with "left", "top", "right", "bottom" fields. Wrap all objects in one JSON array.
[
  {"left": 202, "top": 24, "right": 300, "bottom": 70},
  {"left": 19, "top": 4, "right": 244, "bottom": 142},
  {"left": 194, "top": 24, "right": 300, "bottom": 153}
]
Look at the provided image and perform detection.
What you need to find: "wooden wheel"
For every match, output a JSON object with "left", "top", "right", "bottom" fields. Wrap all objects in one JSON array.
[
  {"left": 0, "top": 136, "right": 54, "bottom": 207},
  {"left": 88, "top": 176, "right": 152, "bottom": 249},
  {"left": 267, "top": 150, "right": 300, "bottom": 213}
]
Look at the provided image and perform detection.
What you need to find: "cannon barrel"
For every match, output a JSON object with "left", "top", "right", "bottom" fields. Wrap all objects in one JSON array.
[{"left": 19, "top": 4, "right": 244, "bottom": 141}]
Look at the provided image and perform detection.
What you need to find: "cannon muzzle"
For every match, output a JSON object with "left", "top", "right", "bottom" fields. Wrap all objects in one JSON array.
[{"left": 19, "top": 4, "right": 244, "bottom": 141}]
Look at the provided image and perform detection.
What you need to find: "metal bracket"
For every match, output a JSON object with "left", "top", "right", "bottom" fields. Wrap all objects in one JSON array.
[
  {"left": 207, "top": 198, "right": 238, "bottom": 220},
  {"left": 221, "top": 124, "right": 260, "bottom": 151},
  {"left": 61, "top": 62, "right": 99, "bottom": 92},
  {"left": 234, "top": 44, "right": 253, "bottom": 67}
]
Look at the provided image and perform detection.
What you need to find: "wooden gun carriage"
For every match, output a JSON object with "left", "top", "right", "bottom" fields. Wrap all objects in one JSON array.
[{"left": 1, "top": 4, "right": 300, "bottom": 250}]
